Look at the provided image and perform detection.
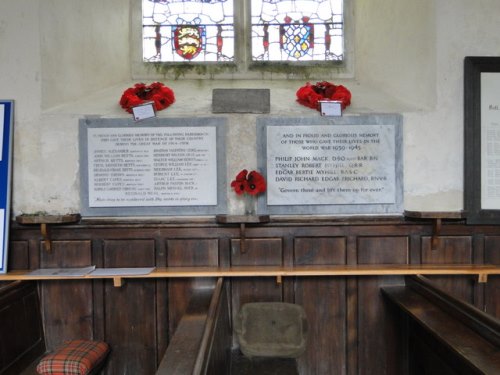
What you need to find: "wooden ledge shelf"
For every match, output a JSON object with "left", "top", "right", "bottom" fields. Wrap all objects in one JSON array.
[
  {"left": 15, "top": 214, "right": 82, "bottom": 225},
  {"left": 15, "top": 214, "right": 81, "bottom": 252},
  {"left": 0, "top": 264, "right": 498, "bottom": 287},
  {"left": 404, "top": 210, "right": 466, "bottom": 250},
  {"left": 403, "top": 210, "right": 465, "bottom": 220},
  {"left": 215, "top": 214, "right": 270, "bottom": 224}
]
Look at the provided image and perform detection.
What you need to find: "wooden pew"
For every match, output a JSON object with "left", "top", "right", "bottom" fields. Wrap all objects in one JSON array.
[
  {"left": 382, "top": 275, "right": 500, "bottom": 375},
  {"left": 156, "top": 278, "right": 231, "bottom": 375},
  {"left": 0, "top": 281, "right": 45, "bottom": 375}
]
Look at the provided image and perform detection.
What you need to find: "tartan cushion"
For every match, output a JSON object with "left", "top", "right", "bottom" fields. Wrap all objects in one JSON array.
[{"left": 36, "top": 340, "right": 109, "bottom": 375}]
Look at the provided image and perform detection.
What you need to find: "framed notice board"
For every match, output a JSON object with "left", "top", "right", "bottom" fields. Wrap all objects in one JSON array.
[
  {"left": 464, "top": 57, "right": 500, "bottom": 223},
  {"left": 0, "top": 101, "right": 13, "bottom": 273}
]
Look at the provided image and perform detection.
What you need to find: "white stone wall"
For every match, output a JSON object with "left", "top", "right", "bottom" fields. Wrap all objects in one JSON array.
[{"left": 1, "top": 0, "right": 500, "bottom": 216}]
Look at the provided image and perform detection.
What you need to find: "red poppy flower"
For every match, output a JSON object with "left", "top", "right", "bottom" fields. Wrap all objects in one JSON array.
[
  {"left": 234, "top": 169, "right": 248, "bottom": 181},
  {"left": 231, "top": 169, "right": 249, "bottom": 195},
  {"left": 230, "top": 169, "right": 266, "bottom": 196},
  {"left": 231, "top": 179, "right": 248, "bottom": 195},
  {"left": 246, "top": 170, "right": 267, "bottom": 195}
]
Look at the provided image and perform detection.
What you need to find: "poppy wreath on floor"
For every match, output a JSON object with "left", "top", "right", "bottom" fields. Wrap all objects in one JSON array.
[
  {"left": 119, "top": 82, "right": 175, "bottom": 113},
  {"left": 296, "top": 81, "right": 351, "bottom": 111}
]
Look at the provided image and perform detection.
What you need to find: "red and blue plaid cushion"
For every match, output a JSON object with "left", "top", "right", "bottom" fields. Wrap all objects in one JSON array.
[{"left": 36, "top": 340, "right": 109, "bottom": 375}]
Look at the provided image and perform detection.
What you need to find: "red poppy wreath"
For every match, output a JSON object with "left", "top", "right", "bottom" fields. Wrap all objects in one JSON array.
[
  {"left": 119, "top": 82, "right": 175, "bottom": 114},
  {"left": 296, "top": 81, "right": 351, "bottom": 111}
]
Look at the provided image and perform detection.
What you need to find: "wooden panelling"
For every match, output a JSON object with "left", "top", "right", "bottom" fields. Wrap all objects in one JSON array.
[
  {"left": 357, "top": 236, "right": 409, "bottom": 375},
  {"left": 484, "top": 236, "right": 500, "bottom": 319},
  {"left": 294, "top": 237, "right": 347, "bottom": 375},
  {"left": 102, "top": 239, "right": 157, "bottom": 375},
  {"left": 357, "top": 236, "right": 409, "bottom": 264},
  {"left": 421, "top": 236, "right": 474, "bottom": 303},
  {"left": 39, "top": 240, "right": 93, "bottom": 350},
  {"left": 6, "top": 241, "right": 29, "bottom": 270},
  {"left": 166, "top": 239, "right": 219, "bottom": 335},
  {"left": 231, "top": 238, "right": 283, "bottom": 305},
  {"left": 102, "top": 239, "right": 156, "bottom": 267},
  {"left": 4, "top": 220, "right": 500, "bottom": 375},
  {"left": 0, "top": 282, "right": 45, "bottom": 375}
]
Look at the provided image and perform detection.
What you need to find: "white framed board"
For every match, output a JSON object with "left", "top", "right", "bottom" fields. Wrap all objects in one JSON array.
[{"left": 0, "top": 101, "right": 13, "bottom": 274}]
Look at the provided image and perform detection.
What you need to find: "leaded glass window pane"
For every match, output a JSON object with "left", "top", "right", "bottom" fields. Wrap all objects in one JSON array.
[
  {"left": 142, "top": 0, "right": 234, "bottom": 62},
  {"left": 251, "top": 0, "right": 344, "bottom": 62}
]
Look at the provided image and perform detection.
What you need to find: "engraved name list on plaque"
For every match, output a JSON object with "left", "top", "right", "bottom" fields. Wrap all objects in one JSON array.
[
  {"left": 257, "top": 116, "right": 403, "bottom": 215},
  {"left": 79, "top": 118, "right": 227, "bottom": 216}
]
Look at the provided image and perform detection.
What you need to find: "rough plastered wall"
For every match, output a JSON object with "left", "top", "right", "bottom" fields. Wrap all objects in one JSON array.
[
  {"left": 2, "top": 0, "right": 500, "bottom": 216},
  {"left": 0, "top": 0, "right": 130, "bottom": 215},
  {"left": 403, "top": 0, "right": 500, "bottom": 210},
  {"left": 0, "top": 1, "right": 43, "bottom": 215}
]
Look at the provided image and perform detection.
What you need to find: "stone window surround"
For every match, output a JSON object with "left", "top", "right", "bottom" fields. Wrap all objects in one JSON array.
[{"left": 131, "top": 0, "right": 354, "bottom": 80}]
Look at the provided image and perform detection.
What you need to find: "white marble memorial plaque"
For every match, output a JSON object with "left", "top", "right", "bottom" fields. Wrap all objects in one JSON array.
[
  {"left": 267, "top": 125, "right": 396, "bottom": 206},
  {"left": 87, "top": 126, "right": 217, "bottom": 207}
]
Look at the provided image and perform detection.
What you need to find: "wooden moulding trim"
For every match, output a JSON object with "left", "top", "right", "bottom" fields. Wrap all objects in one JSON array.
[{"left": 15, "top": 214, "right": 81, "bottom": 225}]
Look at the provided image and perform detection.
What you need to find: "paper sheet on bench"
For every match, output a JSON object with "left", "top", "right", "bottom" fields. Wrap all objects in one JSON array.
[
  {"left": 29, "top": 266, "right": 96, "bottom": 277},
  {"left": 89, "top": 267, "right": 155, "bottom": 276}
]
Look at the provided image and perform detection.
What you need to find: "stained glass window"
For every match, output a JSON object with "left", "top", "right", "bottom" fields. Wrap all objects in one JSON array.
[
  {"left": 251, "top": 0, "right": 344, "bottom": 62},
  {"left": 142, "top": 0, "right": 235, "bottom": 62},
  {"left": 142, "top": 0, "right": 344, "bottom": 65}
]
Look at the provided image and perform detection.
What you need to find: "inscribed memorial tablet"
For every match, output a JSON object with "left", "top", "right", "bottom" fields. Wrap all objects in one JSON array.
[
  {"left": 257, "top": 115, "right": 403, "bottom": 215},
  {"left": 79, "top": 117, "right": 227, "bottom": 216}
]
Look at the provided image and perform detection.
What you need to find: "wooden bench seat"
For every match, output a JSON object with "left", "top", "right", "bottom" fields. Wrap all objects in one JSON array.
[
  {"left": 156, "top": 279, "right": 301, "bottom": 375},
  {"left": 382, "top": 276, "right": 500, "bottom": 374},
  {"left": 156, "top": 278, "right": 231, "bottom": 375}
]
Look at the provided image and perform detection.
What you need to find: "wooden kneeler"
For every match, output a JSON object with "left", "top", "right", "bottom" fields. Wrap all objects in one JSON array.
[{"left": 36, "top": 340, "right": 110, "bottom": 375}]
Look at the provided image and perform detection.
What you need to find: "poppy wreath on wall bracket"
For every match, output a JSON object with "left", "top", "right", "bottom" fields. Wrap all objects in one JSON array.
[
  {"left": 296, "top": 81, "right": 351, "bottom": 111},
  {"left": 230, "top": 169, "right": 267, "bottom": 196},
  {"left": 119, "top": 82, "right": 175, "bottom": 114}
]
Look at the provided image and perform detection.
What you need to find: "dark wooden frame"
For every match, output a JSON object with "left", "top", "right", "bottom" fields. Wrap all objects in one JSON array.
[{"left": 464, "top": 56, "right": 500, "bottom": 223}]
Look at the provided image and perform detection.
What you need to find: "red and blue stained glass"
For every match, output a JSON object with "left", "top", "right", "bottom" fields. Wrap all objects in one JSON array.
[
  {"left": 252, "top": 0, "right": 344, "bottom": 62},
  {"left": 280, "top": 16, "right": 313, "bottom": 59},
  {"left": 143, "top": 0, "right": 234, "bottom": 62},
  {"left": 143, "top": 0, "right": 343, "bottom": 63}
]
